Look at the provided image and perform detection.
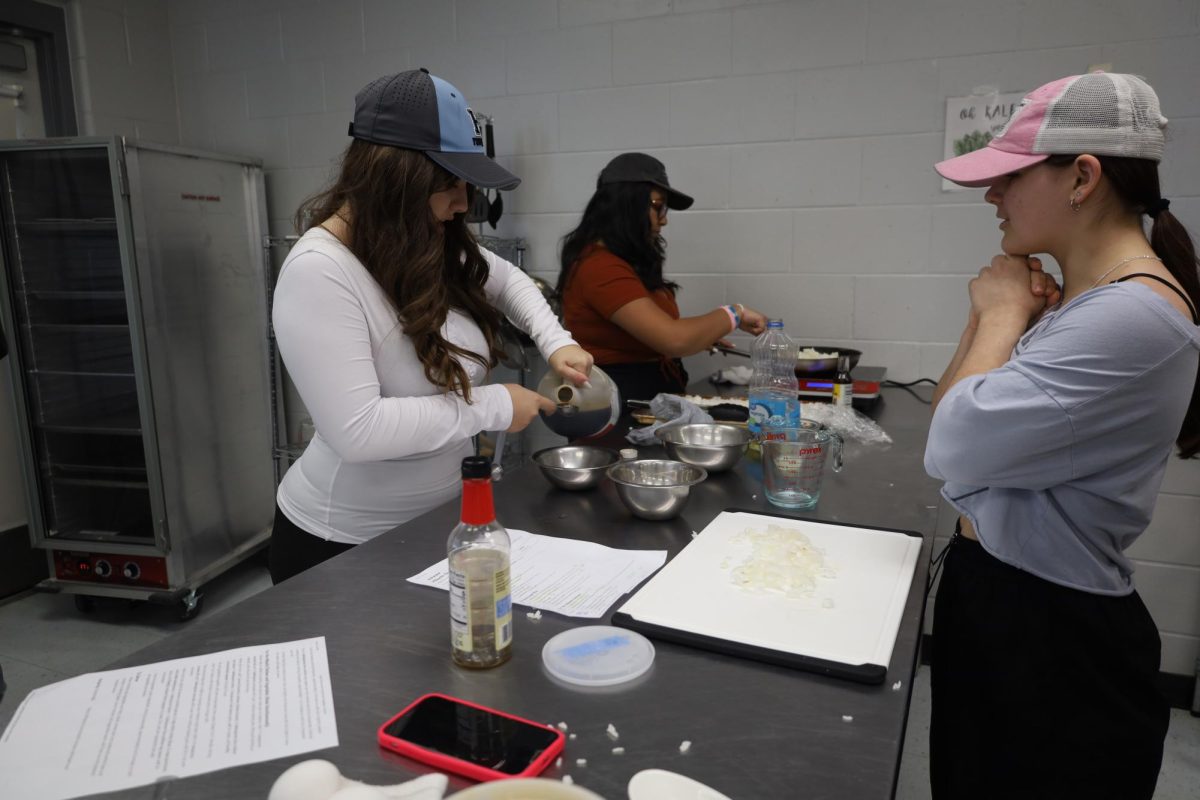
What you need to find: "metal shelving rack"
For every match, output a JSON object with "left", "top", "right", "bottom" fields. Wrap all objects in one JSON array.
[{"left": 0, "top": 137, "right": 276, "bottom": 619}]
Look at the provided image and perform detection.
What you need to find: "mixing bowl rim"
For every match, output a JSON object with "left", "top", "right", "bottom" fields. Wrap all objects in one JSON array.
[
  {"left": 532, "top": 445, "right": 622, "bottom": 470},
  {"left": 654, "top": 422, "right": 753, "bottom": 445},
  {"left": 605, "top": 459, "right": 708, "bottom": 487}
]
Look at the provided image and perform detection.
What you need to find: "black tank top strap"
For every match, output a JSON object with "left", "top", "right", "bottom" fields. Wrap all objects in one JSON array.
[{"left": 1114, "top": 273, "right": 1199, "bottom": 324}]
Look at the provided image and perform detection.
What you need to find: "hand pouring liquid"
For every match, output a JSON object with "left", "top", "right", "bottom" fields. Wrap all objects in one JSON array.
[{"left": 537, "top": 365, "right": 620, "bottom": 439}]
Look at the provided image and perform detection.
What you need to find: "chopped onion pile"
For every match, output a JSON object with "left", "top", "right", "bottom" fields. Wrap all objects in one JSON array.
[{"left": 726, "top": 523, "right": 835, "bottom": 599}]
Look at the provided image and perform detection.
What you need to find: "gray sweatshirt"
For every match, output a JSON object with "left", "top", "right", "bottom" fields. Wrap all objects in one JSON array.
[{"left": 925, "top": 281, "right": 1200, "bottom": 595}]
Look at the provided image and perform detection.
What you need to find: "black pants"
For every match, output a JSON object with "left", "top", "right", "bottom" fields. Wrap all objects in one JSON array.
[
  {"left": 931, "top": 535, "right": 1168, "bottom": 800},
  {"left": 603, "top": 359, "right": 688, "bottom": 410},
  {"left": 268, "top": 504, "right": 355, "bottom": 585}
]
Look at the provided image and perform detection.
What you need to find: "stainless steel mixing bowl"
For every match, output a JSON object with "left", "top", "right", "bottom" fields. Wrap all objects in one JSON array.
[
  {"left": 532, "top": 445, "right": 621, "bottom": 490},
  {"left": 606, "top": 459, "right": 708, "bottom": 520},
  {"left": 655, "top": 423, "right": 752, "bottom": 472}
]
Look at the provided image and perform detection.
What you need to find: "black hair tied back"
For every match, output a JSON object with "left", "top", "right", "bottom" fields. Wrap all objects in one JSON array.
[{"left": 1147, "top": 197, "right": 1171, "bottom": 218}]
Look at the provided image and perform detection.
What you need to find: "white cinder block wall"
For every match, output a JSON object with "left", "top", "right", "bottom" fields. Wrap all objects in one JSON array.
[
  {"left": 65, "top": 0, "right": 180, "bottom": 142},
  {"left": 61, "top": 0, "right": 1200, "bottom": 675}
]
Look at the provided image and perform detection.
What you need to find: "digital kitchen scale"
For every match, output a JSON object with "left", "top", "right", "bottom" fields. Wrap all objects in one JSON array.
[{"left": 797, "top": 366, "right": 886, "bottom": 410}]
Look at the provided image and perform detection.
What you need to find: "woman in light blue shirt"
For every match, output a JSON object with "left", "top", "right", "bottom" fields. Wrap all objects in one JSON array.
[{"left": 926, "top": 73, "right": 1200, "bottom": 799}]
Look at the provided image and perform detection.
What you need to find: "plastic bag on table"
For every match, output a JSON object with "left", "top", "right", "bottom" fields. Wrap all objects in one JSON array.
[
  {"left": 800, "top": 402, "right": 892, "bottom": 446},
  {"left": 709, "top": 364, "right": 753, "bottom": 385}
]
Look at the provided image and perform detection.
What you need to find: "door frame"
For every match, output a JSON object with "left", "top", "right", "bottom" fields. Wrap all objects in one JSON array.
[{"left": 0, "top": 0, "right": 76, "bottom": 136}]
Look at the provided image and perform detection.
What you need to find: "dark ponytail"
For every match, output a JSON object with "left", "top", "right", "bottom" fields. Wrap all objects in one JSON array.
[{"left": 1095, "top": 156, "right": 1200, "bottom": 458}]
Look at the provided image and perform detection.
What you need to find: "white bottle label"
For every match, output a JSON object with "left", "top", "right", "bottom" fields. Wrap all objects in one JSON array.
[
  {"left": 832, "top": 383, "right": 852, "bottom": 407},
  {"left": 449, "top": 566, "right": 471, "bottom": 652},
  {"left": 748, "top": 394, "right": 800, "bottom": 436},
  {"left": 494, "top": 565, "right": 512, "bottom": 649}
]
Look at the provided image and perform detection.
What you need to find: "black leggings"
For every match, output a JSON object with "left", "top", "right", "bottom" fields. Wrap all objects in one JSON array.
[
  {"left": 268, "top": 504, "right": 355, "bottom": 584},
  {"left": 931, "top": 535, "right": 1169, "bottom": 799}
]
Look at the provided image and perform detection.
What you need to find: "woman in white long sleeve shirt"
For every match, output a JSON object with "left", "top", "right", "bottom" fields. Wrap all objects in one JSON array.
[{"left": 269, "top": 69, "right": 592, "bottom": 583}]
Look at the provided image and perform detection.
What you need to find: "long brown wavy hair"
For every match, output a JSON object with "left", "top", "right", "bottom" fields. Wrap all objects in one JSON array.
[{"left": 295, "top": 140, "right": 504, "bottom": 402}]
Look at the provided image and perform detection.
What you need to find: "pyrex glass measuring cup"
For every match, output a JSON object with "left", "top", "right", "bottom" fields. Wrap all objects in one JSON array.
[{"left": 761, "top": 428, "right": 843, "bottom": 509}]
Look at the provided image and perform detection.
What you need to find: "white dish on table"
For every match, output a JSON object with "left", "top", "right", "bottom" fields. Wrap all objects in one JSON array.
[{"left": 628, "top": 769, "right": 732, "bottom": 800}]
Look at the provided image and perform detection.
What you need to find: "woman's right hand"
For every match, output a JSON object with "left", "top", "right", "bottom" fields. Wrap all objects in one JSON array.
[{"left": 504, "top": 384, "right": 556, "bottom": 432}]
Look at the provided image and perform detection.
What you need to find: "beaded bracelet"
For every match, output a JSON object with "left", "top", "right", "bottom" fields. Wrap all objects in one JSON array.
[{"left": 721, "top": 304, "right": 741, "bottom": 332}]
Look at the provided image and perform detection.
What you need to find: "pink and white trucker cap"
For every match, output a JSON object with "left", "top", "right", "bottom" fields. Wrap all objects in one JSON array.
[{"left": 935, "top": 72, "right": 1168, "bottom": 188}]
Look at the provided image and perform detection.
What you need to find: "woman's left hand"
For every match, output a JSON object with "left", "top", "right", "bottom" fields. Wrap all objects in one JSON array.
[
  {"left": 548, "top": 344, "right": 594, "bottom": 387},
  {"left": 1026, "top": 256, "right": 1062, "bottom": 309},
  {"left": 738, "top": 305, "right": 768, "bottom": 335},
  {"left": 969, "top": 255, "right": 1052, "bottom": 325}
]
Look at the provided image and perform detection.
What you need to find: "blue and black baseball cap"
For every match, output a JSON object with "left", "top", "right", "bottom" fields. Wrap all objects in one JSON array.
[{"left": 348, "top": 68, "right": 520, "bottom": 191}]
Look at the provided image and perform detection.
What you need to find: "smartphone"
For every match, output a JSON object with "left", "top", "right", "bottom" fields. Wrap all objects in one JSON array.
[{"left": 377, "top": 693, "right": 565, "bottom": 782}]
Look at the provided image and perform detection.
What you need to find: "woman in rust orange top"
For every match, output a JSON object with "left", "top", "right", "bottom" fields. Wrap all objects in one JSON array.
[{"left": 557, "top": 153, "right": 767, "bottom": 406}]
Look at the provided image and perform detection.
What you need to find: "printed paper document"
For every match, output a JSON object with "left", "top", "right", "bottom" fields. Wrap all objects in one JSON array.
[
  {"left": 0, "top": 637, "right": 337, "bottom": 800},
  {"left": 409, "top": 529, "right": 667, "bottom": 618}
]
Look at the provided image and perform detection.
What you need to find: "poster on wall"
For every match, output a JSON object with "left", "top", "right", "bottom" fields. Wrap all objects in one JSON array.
[{"left": 942, "top": 89, "right": 1025, "bottom": 191}]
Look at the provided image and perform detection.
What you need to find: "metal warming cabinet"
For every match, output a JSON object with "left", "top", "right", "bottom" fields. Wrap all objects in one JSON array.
[{"left": 0, "top": 137, "right": 276, "bottom": 619}]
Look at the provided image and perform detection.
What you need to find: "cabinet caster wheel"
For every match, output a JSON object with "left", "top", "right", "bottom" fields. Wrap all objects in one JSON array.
[
  {"left": 74, "top": 595, "right": 96, "bottom": 614},
  {"left": 179, "top": 591, "right": 203, "bottom": 621}
]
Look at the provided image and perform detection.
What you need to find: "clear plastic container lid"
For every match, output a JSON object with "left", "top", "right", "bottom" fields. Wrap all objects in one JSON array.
[{"left": 542, "top": 626, "right": 655, "bottom": 687}]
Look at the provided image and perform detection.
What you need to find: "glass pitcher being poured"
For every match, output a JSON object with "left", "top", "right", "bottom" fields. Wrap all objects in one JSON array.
[{"left": 536, "top": 365, "right": 620, "bottom": 439}]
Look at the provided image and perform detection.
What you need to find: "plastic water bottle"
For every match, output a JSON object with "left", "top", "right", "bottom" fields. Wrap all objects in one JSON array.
[{"left": 748, "top": 319, "right": 800, "bottom": 442}]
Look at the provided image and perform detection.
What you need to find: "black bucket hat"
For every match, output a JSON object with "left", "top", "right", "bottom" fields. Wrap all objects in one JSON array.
[
  {"left": 348, "top": 68, "right": 520, "bottom": 191},
  {"left": 597, "top": 152, "right": 693, "bottom": 210}
]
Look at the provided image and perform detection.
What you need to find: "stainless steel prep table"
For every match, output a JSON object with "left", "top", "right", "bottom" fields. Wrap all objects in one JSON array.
[{"left": 99, "top": 384, "right": 942, "bottom": 800}]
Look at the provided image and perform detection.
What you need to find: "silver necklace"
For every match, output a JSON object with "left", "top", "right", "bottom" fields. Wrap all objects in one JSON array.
[{"left": 1088, "top": 254, "right": 1161, "bottom": 289}]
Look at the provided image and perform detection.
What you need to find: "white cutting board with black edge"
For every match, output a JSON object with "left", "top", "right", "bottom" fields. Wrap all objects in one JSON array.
[{"left": 612, "top": 509, "right": 922, "bottom": 684}]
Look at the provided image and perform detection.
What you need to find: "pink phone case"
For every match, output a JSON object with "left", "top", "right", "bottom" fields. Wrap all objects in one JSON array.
[{"left": 377, "top": 692, "right": 565, "bottom": 782}]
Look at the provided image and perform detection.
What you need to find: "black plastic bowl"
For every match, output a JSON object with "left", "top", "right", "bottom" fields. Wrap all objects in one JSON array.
[{"left": 794, "top": 346, "right": 862, "bottom": 376}]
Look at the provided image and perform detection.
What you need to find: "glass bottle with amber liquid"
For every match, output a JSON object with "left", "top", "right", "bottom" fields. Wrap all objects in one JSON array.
[
  {"left": 831, "top": 354, "right": 853, "bottom": 409},
  {"left": 448, "top": 456, "right": 513, "bottom": 669}
]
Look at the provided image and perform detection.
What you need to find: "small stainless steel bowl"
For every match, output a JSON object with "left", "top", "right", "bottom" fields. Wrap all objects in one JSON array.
[
  {"left": 655, "top": 423, "right": 752, "bottom": 472},
  {"left": 532, "top": 446, "right": 621, "bottom": 490},
  {"left": 606, "top": 459, "right": 708, "bottom": 520}
]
